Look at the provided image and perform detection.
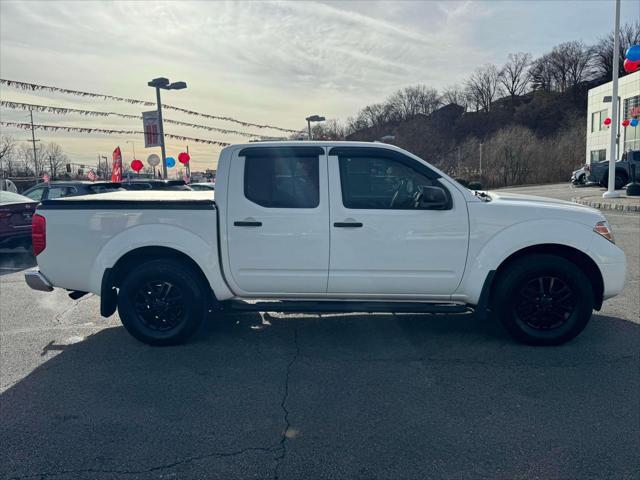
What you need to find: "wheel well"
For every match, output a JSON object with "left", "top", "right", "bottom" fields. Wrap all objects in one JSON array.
[
  {"left": 108, "top": 246, "right": 212, "bottom": 294},
  {"left": 492, "top": 244, "right": 604, "bottom": 310}
]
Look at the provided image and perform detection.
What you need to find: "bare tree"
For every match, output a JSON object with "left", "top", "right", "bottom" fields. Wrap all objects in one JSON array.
[
  {"left": 0, "top": 135, "right": 16, "bottom": 177},
  {"left": 499, "top": 52, "right": 532, "bottom": 99},
  {"left": 441, "top": 84, "right": 468, "bottom": 110},
  {"left": 44, "top": 142, "right": 66, "bottom": 179},
  {"left": 592, "top": 22, "right": 640, "bottom": 79},
  {"left": 386, "top": 85, "right": 441, "bottom": 120},
  {"left": 547, "top": 41, "right": 594, "bottom": 92},
  {"left": 311, "top": 119, "right": 349, "bottom": 140},
  {"left": 20, "top": 143, "right": 44, "bottom": 177},
  {"left": 465, "top": 64, "right": 503, "bottom": 112}
]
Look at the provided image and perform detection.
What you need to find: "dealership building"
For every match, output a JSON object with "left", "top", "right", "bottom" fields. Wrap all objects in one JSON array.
[{"left": 586, "top": 70, "right": 639, "bottom": 164}]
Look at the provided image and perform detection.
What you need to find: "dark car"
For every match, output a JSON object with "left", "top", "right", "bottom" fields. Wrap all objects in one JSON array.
[
  {"left": 21, "top": 181, "right": 123, "bottom": 202},
  {"left": 118, "top": 179, "right": 192, "bottom": 191},
  {"left": 587, "top": 150, "right": 640, "bottom": 190},
  {"left": 0, "top": 191, "right": 36, "bottom": 251},
  {"left": 188, "top": 182, "right": 215, "bottom": 191}
]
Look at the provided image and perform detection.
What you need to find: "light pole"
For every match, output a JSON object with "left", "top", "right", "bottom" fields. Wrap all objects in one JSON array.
[
  {"left": 147, "top": 77, "right": 187, "bottom": 179},
  {"left": 305, "top": 115, "right": 325, "bottom": 140},
  {"left": 604, "top": 0, "right": 621, "bottom": 198},
  {"left": 101, "top": 155, "right": 108, "bottom": 179},
  {"left": 126, "top": 140, "right": 136, "bottom": 161}
]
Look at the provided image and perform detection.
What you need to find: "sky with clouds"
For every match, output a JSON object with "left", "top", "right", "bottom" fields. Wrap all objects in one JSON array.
[{"left": 1, "top": 0, "right": 639, "bottom": 172}]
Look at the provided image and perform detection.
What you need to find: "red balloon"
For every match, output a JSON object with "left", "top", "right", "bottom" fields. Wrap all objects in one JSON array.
[
  {"left": 131, "top": 159, "right": 143, "bottom": 172},
  {"left": 603, "top": 117, "right": 612, "bottom": 125},
  {"left": 178, "top": 152, "right": 190, "bottom": 164},
  {"left": 623, "top": 58, "right": 640, "bottom": 73},
  {"left": 622, "top": 119, "right": 630, "bottom": 127}
]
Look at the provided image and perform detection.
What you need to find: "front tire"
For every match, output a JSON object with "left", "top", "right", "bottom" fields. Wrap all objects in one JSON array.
[
  {"left": 117, "top": 259, "right": 207, "bottom": 346},
  {"left": 492, "top": 254, "right": 594, "bottom": 346}
]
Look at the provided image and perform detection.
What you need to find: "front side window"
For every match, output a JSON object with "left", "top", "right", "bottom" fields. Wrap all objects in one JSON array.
[
  {"left": 46, "top": 186, "right": 76, "bottom": 199},
  {"left": 24, "top": 187, "right": 45, "bottom": 201},
  {"left": 337, "top": 154, "right": 447, "bottom": 210},
  {"left": 244, "top": 154, "right": 319, "bottom": 208}
]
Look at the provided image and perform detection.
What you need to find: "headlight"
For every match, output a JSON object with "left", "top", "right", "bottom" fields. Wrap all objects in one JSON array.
[{"left": 594, "top": 221, "right": 615, "bottom": 243}]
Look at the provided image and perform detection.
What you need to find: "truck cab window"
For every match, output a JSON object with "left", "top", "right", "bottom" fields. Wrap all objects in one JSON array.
[
  {"left": 338, "top": 155, "right": 447, "bottom": 209},
  {"left": 244, "top": 154, "right": 319, "bottom": 208}
]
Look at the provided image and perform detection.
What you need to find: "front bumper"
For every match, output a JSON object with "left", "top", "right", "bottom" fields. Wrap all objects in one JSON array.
[
  {"left": 600, "top": 261, "right": 627, "bottom": 300},
  {"left": 24, "top": 269, "right": 54, "bottom": 292}
]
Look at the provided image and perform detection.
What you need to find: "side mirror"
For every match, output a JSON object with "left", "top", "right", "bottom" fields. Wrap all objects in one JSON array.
[{"left": 418, "top": 186, "right": 448, "bottom": 210}]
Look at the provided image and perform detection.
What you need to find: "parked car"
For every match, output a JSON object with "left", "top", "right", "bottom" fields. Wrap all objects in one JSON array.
[
  {"left": 571, "top": 166, "right": 587, "bottom": 185},
  {"left": 0, "top": 191, "right": 36, "bottom": 251},
  {"left": 188, "top": 182, "right": 215, "bottom": 191},
  {"left": 586, "top": 150, "right": 640, "bottom": 189},
  {"left": 25, "top": 142, "right": 626, "bottom": 347},
  {"left": 118, "top": 179, "right": 192, "bottom": 191},
  {"left": 21, "top": 181, "right": 123, "bottom": 202}
]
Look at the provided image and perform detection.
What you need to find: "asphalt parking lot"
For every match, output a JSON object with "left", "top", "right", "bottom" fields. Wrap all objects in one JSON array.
[{"left": 1, "top": 184, "right": 638, "bottom": 480}]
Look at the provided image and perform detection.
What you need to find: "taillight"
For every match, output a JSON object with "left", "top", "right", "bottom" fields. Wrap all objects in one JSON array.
[{"left": 32, "top": 213, "right": 46, "bottom": 256}]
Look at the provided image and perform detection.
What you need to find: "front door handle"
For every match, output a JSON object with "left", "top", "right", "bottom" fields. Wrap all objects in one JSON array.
[
  {"left": 234, "top": 221, "right": 262, "bottom": 227},
  {"left": 334, "top": 222, "right": 363, "bottom": 228}
]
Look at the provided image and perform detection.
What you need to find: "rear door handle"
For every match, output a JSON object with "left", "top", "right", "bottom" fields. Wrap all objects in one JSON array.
[
  {"left": 334, "top": 222, "right": 363, "bottom": 228},
  {"left": 234, "top": 221, "right": 262, "bottom": 227}
]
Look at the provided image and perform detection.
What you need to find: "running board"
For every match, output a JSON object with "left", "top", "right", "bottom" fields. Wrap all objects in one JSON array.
[{"left": 224, "top": 300, "right": 471, "bottom": 315}]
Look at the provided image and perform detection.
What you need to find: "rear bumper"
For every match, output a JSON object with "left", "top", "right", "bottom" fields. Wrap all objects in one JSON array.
[{"left": 24, "top": 269, "right": 54, "bottom": 292}]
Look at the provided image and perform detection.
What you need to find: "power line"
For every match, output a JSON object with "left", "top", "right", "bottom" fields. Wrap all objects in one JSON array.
[
  {"left": 0, "top": 121, "right": 231, "bottom": 146},
  {"left": 0, "top": 78, "right": 300, "bottom": 133},
  {"left": 1, "top": 100, "right": 268, "bottom": 138}
]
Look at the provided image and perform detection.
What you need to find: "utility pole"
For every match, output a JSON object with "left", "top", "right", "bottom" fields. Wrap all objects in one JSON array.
[
  {"left": 101, "top": 155, "right": 109, "bottom": 179},
  {"left": 604, "top": 0, "right": 621, "bottom": 198},
  {"left": 479, "top": 142, "right": 483, "bottom": 178},
  {"left": 29, "top": 109, "right": 39, "bottom": 175}
]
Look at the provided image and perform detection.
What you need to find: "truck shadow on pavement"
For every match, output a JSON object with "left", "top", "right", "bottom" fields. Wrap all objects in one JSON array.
[{"left": 1, "top": 312, "right": 639, "bottom": 479}]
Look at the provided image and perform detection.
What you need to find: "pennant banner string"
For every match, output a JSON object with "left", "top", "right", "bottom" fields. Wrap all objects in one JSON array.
[
  {"left": 0, "top": 100, "right": 266, "bottom": 138},
  {"left": 0, "top": 79, "right": 300, "bottom": 133},
  {"left": 0, "top": 121, "right": 231, "bottom": 146}
]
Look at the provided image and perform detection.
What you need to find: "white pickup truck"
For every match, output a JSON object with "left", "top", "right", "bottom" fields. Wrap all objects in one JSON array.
[{"left": 25, "top": 142, "right": 626, "bottom": 346}]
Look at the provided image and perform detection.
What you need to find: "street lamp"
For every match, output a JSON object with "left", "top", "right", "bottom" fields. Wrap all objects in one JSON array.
[
  {"left": 148, "top": 77, "right": 187, "bottom": 178},
  {"left": 305, "top": 115, "right": 325, "bottom": 140}
]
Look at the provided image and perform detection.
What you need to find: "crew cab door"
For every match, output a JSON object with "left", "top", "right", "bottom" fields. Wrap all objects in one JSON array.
[
  {"left": 226, "top": 146, "right": 330, "bottom": 295},
  {"left": 327, "top": 147, "right": 469, "bottom": 297}
]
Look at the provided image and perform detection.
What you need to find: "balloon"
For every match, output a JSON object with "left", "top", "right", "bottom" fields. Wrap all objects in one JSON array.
[
  {"left": 603, "top": 117, "right": 612, "bottom": 126},
  {"left": 623, "top": 58, "right": 640, "bottom": 73},
  {"left": 131, "top": 159, "right": 143, "bottom": 172},
  {"left": 622, "top": 119, "right": 630, "bottom": 127},
  {"left": 178, "top": 152, "right": 190, "bottom": 164},
  {"left": 166, "top": 157, "right": 176, "bottom": 168},
  {"left": 631, "top": 118, "right": 639, "bottom": 127},
  {"left": 625, "top": 44, "right": 640, "bottom": 62},
  {"left": 147, "top": 154, "right": 160, "bottom": 167}
]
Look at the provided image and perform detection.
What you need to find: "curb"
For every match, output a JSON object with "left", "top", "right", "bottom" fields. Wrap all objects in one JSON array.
[{"left": 571, "top": 198, "right": 640, "bottom": 213}]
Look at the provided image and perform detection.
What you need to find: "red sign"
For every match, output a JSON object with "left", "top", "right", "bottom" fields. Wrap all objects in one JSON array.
[
  {"left": 42, "top": 173, "right": 50, "bottom": 183},
  {"left": 143, "top": 111, "right": 160, "bottom": 148},
  {"left": 112, "top": 147, "right": 123, "bottom": 182}
]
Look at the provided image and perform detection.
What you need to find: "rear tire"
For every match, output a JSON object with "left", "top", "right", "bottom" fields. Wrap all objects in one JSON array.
[
  {"left": 601, "top": 172, "right": 629, "bottom": 190},
  {"left": 117, "top": 259, "right": 207, "bottom": 346},
  {"left": 491, "top": 254, "right": 594, "bottom": 346}
]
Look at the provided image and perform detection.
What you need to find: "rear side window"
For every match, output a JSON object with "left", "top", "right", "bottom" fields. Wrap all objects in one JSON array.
[
  {"left": 244, "top": 154, "right": 319, "bottom": 208},
  {"left": 47, "top": 186, "right": 77, "bottom": 199}
]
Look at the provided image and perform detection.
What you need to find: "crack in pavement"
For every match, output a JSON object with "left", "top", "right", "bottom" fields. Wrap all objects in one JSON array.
[
  {"left": 53, "top": 295, "right": 93, "bottom": 324},
  {"left": 273, "top": 324, "right": 300, "bottom": 480},
  {"left": 7, "top": 445, "right": 281, "bottom": 479}
]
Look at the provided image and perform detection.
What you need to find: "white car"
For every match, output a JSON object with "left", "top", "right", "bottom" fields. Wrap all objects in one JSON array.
[
  {"left": 25, "top": 142, "right": 626, "bottom": 346},
  {"left": 188, "top": 182, "right": 215, "bottom": 191}
]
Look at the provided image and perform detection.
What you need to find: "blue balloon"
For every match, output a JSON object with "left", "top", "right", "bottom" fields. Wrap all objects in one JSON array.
[
  {"left": 166, "top": 157, "right": 176, "bottom": 168},
  {"left": 631, "top": 118, "right": 639, "bottom": 127},
  {"left": 625, "top": 45, "right": 640, "bottom": 62}
]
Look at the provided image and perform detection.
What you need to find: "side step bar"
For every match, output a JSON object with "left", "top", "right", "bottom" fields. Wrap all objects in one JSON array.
[{"left": 224, "top": 300, "right": 471, "bottom": 315}]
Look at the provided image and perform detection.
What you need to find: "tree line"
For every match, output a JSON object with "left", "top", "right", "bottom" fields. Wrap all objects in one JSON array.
[{"left": 309, "top": 22, "right": 639, "bottom": 188}]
